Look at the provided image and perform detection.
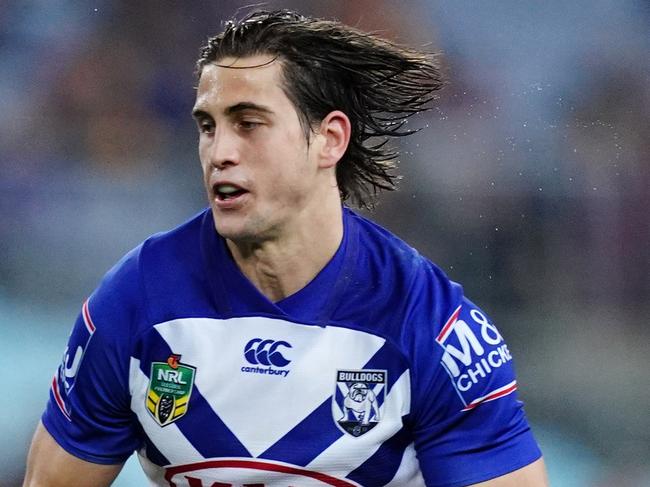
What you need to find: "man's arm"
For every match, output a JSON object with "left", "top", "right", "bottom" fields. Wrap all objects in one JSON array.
[
  {"left": 470, "top": 458, "right": 548, "bottom": 487},
  {"left": 23, "top": 422, "right": 123, "bottom": 487}
]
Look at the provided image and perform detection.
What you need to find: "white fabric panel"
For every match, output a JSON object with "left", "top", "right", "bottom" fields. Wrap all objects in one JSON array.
[
  {"left": 153, "top": 317, "right": 386, "bottom": 458},
  {"left": 306, "top": 370, "right": 411, "bottom": 479}
]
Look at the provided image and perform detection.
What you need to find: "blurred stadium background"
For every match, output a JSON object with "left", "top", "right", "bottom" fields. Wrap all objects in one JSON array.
[{"left": 1, "top": 0, "right": 648, "bottom": 485}]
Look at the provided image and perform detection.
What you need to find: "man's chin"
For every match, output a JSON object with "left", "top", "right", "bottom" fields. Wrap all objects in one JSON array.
[
  {"left": 213, "top": 220, "right": 258, "bottom": 244},
  {"left": 211, "top": 208, "right": 277, "bottom": 244},
  {"left": 213, "top": 224, "right": 245, "bottom": 241}
]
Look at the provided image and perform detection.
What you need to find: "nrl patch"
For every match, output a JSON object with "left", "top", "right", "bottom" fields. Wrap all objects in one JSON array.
[
  {"left": 333, "top": 369, "right": 386, "bottom": 437},
  {"left": 146, "top": 354, "right": 196, "bottom": 427}
]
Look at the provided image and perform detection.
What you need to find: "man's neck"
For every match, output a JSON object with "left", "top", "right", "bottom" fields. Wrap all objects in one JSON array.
[{"left": 226, "top": 203, "right": 344, "bottom": 303}]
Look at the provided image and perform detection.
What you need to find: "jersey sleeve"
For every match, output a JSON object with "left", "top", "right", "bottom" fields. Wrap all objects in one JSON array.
[
  {"left": 407, "top": 266, "right": 542, "bottom": 486},
  {"left": 41, "top": 247, "right": 145, "bottom": 465}
]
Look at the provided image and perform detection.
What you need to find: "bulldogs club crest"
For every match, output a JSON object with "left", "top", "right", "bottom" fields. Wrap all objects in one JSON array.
[
  {"left": 333, "top": 369, "right": 386, "bottom": 437},
  {"left": 146, "top": 354, "right": 196, "bottom": 427}
]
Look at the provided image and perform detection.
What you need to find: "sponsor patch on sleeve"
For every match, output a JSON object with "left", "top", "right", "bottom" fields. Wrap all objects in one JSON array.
[
  {"left": 51, "top": 299, "right": 97, "bottom": 420},
  {"left": 435, "top": 301, "right": 517, "bottom": 411}
]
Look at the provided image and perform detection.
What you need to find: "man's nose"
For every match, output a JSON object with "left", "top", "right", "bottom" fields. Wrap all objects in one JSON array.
[{"left": 208, "top": 127, "right": 239, "bottom": 169}]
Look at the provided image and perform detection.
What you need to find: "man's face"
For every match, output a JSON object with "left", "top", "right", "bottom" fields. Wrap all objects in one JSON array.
[{"left": 193, "top": 55, "right": 322, "bottom": 243}]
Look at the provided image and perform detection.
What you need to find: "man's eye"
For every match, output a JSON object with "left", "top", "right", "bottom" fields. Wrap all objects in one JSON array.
[
  {"left": 238, "top": 120, "right": 261, "bottom": 130},
  {"left": 198, "top": 121, "right": 214, "bottom": 134}
]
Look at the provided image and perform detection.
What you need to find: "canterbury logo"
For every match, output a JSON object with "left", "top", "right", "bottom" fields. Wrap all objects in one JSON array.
[{"left": 244, "top": 338, "right": 292, "bottom": 367}]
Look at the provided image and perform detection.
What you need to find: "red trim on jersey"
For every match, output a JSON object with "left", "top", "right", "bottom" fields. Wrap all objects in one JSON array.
[
  {"left": 436, "top": 305, "right": 462, "bottom": 343},
  {"left": 462, "top": 380, "right": 517, "bottom": 411},
  {"left": 51, "top": 376, "right": 71, "bottom": 421},
  {"left": 164, "top": 458, "right": 359, "bottom": 486},
  {"left": 82, "top": 299, "right": 96, "bottom": 334}
]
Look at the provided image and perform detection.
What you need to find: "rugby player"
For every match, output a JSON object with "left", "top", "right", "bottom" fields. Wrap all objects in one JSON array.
[{"left": 24, "top": 10, "right": 548, "bottom": 486}]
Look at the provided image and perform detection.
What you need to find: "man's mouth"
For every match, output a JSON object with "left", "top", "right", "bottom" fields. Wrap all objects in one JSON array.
[{"left": 214, "top": 183, "right": 248, "bottom": 201}]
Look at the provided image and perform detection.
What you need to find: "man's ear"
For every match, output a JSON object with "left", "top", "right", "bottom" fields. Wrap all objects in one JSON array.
[{"left": 316, "top": 110, "right": 351, "bottom": 169}]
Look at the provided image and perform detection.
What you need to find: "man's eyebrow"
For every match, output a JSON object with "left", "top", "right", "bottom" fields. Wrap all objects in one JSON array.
[
  {"left": 191, "top": 108, "right": 210, "bottom": 120},
  {"left": 224, "top": 102, "right": 274, "bottom": 116},
  {"left": 191, "top": 102, "right": 274, "bottom": 120}
]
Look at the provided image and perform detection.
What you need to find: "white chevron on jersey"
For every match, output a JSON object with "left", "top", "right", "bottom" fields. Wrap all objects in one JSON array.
[
  {"left": 129, "top": 358, "right": 204, "bottom": 464},
  {"left": 306, "top": 370, "right": 411, "bottom": 479},
  {"left": 153, "top": 316, "right": 387, "bottom": 457}
]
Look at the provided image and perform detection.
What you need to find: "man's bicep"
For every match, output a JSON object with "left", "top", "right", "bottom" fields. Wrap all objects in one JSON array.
[
  {"left": 23, "top": 422, "right": 123, "bottom": 487},
  {"left": 469, "top": 458, "right": 548, "bottom": 486}
]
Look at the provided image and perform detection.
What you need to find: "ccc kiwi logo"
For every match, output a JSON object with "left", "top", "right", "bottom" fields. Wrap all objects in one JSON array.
[{"left": 244, "top": 338, "right": 292, "bottom": 367}]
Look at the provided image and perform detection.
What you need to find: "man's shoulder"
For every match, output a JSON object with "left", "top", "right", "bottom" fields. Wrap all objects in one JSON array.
[
  {"left": 345, "top": 209, "right": 463, "bottom": 336},
  {"left": 140, "top": 208, "right": 209, "bottom": 262},
  {"left": 348, "top": 208, "right": 457, "bottom": 292},
  {"left": 91, "top": 209, "right": 210, "bottom": 313},
  {"left": 348, "top": 209, "right": 423, "bottom": 268},
  {"left": 105, "top": 208, "right": 209, "bottom": 283}
]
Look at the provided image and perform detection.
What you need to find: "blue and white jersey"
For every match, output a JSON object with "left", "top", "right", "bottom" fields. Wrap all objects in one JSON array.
[{"left": 43, "top": 208, "right": 541, "bottom": 487}]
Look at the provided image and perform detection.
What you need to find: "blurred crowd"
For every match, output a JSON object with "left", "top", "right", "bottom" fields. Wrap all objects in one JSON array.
[{"left": 1, "top": 1, "right": 649, "bottom": 485}]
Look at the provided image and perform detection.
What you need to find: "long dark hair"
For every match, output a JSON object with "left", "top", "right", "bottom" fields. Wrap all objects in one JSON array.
[{"left": 196, "top": 9, "right": 444, "bottom": 208}]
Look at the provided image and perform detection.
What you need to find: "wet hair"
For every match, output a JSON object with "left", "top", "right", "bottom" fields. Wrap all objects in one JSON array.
[{"left": 196, "top": 9, "right": 444, "bottom": 208}]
